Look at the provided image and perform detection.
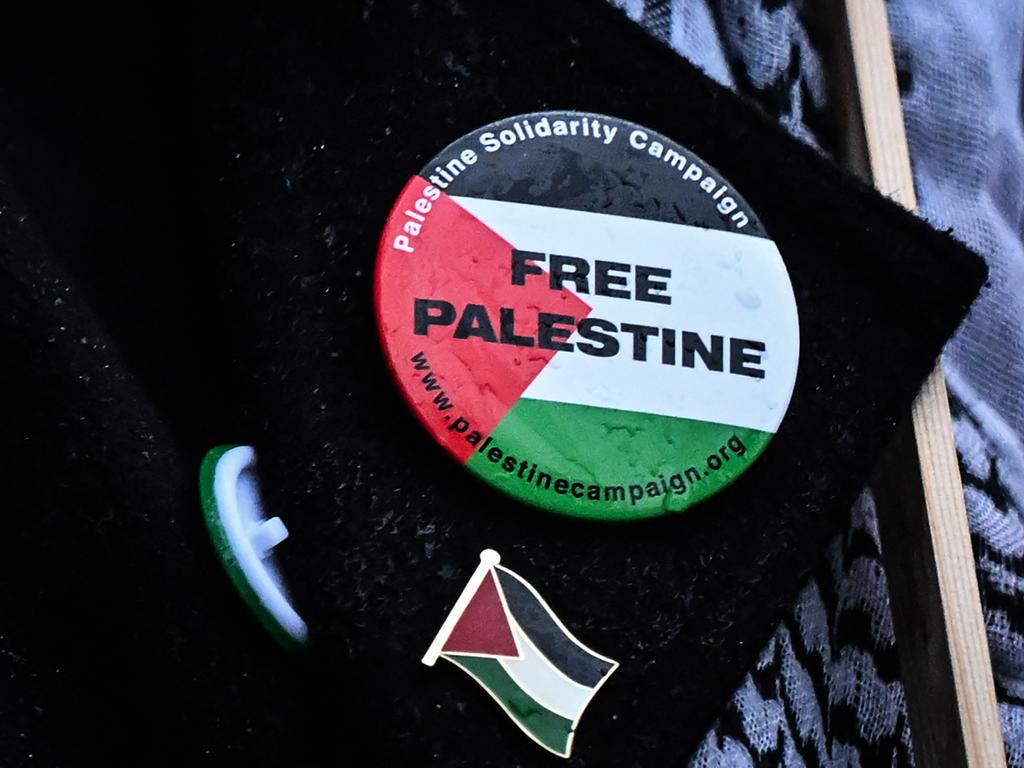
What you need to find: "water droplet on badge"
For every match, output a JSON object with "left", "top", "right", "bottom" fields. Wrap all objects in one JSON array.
[{"left": 735, "top": 288, "right": 761, "bottom": 309}]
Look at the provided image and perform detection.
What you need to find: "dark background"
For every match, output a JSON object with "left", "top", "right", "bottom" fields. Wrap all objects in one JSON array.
[{"left": 0, "top": 2, "right": 983, "bottom": 765}]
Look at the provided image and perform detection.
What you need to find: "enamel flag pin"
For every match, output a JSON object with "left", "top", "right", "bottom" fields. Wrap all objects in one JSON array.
[{"left": 422, "top": 550, "right": 617, "bottom": 758}]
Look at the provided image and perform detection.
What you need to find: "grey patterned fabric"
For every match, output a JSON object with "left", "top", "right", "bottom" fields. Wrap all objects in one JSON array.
[
  {"left": 955, "top": 397, "right": 1024, "bottom": 766},
  {"left": 689, "top": 491, "right": 915, "bottom": 767},
  {"left": 607, "top": 1, "right": 1024, "bottom": 765}
]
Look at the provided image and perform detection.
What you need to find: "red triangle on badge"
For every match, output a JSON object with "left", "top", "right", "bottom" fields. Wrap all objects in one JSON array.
[{"left": 442, "top": 571, "right": 520, "bottom": 658}]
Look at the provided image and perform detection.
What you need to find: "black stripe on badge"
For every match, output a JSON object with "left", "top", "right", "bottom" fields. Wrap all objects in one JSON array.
[
  {"left": 418, "top": 111, "right": 769, "bottom": 238},
  {"left": 495, "top": 567, "right": 615, "bottom": 688}
]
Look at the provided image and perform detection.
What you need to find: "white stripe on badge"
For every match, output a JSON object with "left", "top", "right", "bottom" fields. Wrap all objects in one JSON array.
[
  {"left": 498, "top": 624, "right": 594, "bottom": 720},
  {"left": 450, "top": 196, "right": 799, "bottom": 434}
]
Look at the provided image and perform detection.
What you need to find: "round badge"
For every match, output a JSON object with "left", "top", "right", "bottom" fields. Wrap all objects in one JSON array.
[{"left": 375, "top": 111, "right": 799, "bottom": 521}]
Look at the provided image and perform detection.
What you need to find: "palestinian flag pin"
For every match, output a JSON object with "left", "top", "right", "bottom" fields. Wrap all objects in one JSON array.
[
  {"left": 422, "top": 550, "right": 617, "bottom": 758},
  {"left": 376, "top": 111, "right": 799, "bottom": 520}
]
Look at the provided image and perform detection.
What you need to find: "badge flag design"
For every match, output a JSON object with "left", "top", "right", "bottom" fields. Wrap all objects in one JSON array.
[
  {"left": 375, "top": 112, "right": 800, "bottom": 520},
  {"left": 422, "top": 550, "right": 618, "bottom": 758}
]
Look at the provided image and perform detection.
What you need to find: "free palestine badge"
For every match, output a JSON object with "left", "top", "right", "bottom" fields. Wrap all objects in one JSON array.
[
  {"left": 422, "top": 550, "right": 617, "bottom": 759},
  {"left": 375, "top": 111, "right": 799, "bottom": 520}
]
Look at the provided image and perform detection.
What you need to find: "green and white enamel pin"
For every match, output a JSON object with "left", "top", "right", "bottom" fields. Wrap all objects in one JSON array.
[{"left": 199, "top": 445, "right": 308, "bottom": 650}]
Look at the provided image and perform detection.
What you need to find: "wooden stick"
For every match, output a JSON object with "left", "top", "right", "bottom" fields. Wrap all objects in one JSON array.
[{"left": 827, "top": 2, "right": 1006, "bottom": 766}]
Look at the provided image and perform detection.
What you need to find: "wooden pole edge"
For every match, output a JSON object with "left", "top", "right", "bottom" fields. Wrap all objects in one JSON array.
[{"left": 832, "top": 2, "right": 1005, "bottom": 765}]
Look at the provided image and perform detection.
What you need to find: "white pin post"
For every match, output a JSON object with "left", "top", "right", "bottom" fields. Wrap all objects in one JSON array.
[{"left": 203, "top": 445, "right": 309, "bottom": 647}]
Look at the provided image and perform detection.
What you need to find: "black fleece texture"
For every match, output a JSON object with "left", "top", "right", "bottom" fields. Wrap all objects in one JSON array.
[{"left": 0, "top": 2, "right": 985, "bottom": 766}]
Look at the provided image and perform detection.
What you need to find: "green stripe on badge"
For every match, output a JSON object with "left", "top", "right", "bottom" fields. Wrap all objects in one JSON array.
[{"left": 466, "top": 398, "right": 773, "bottom": 521}]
